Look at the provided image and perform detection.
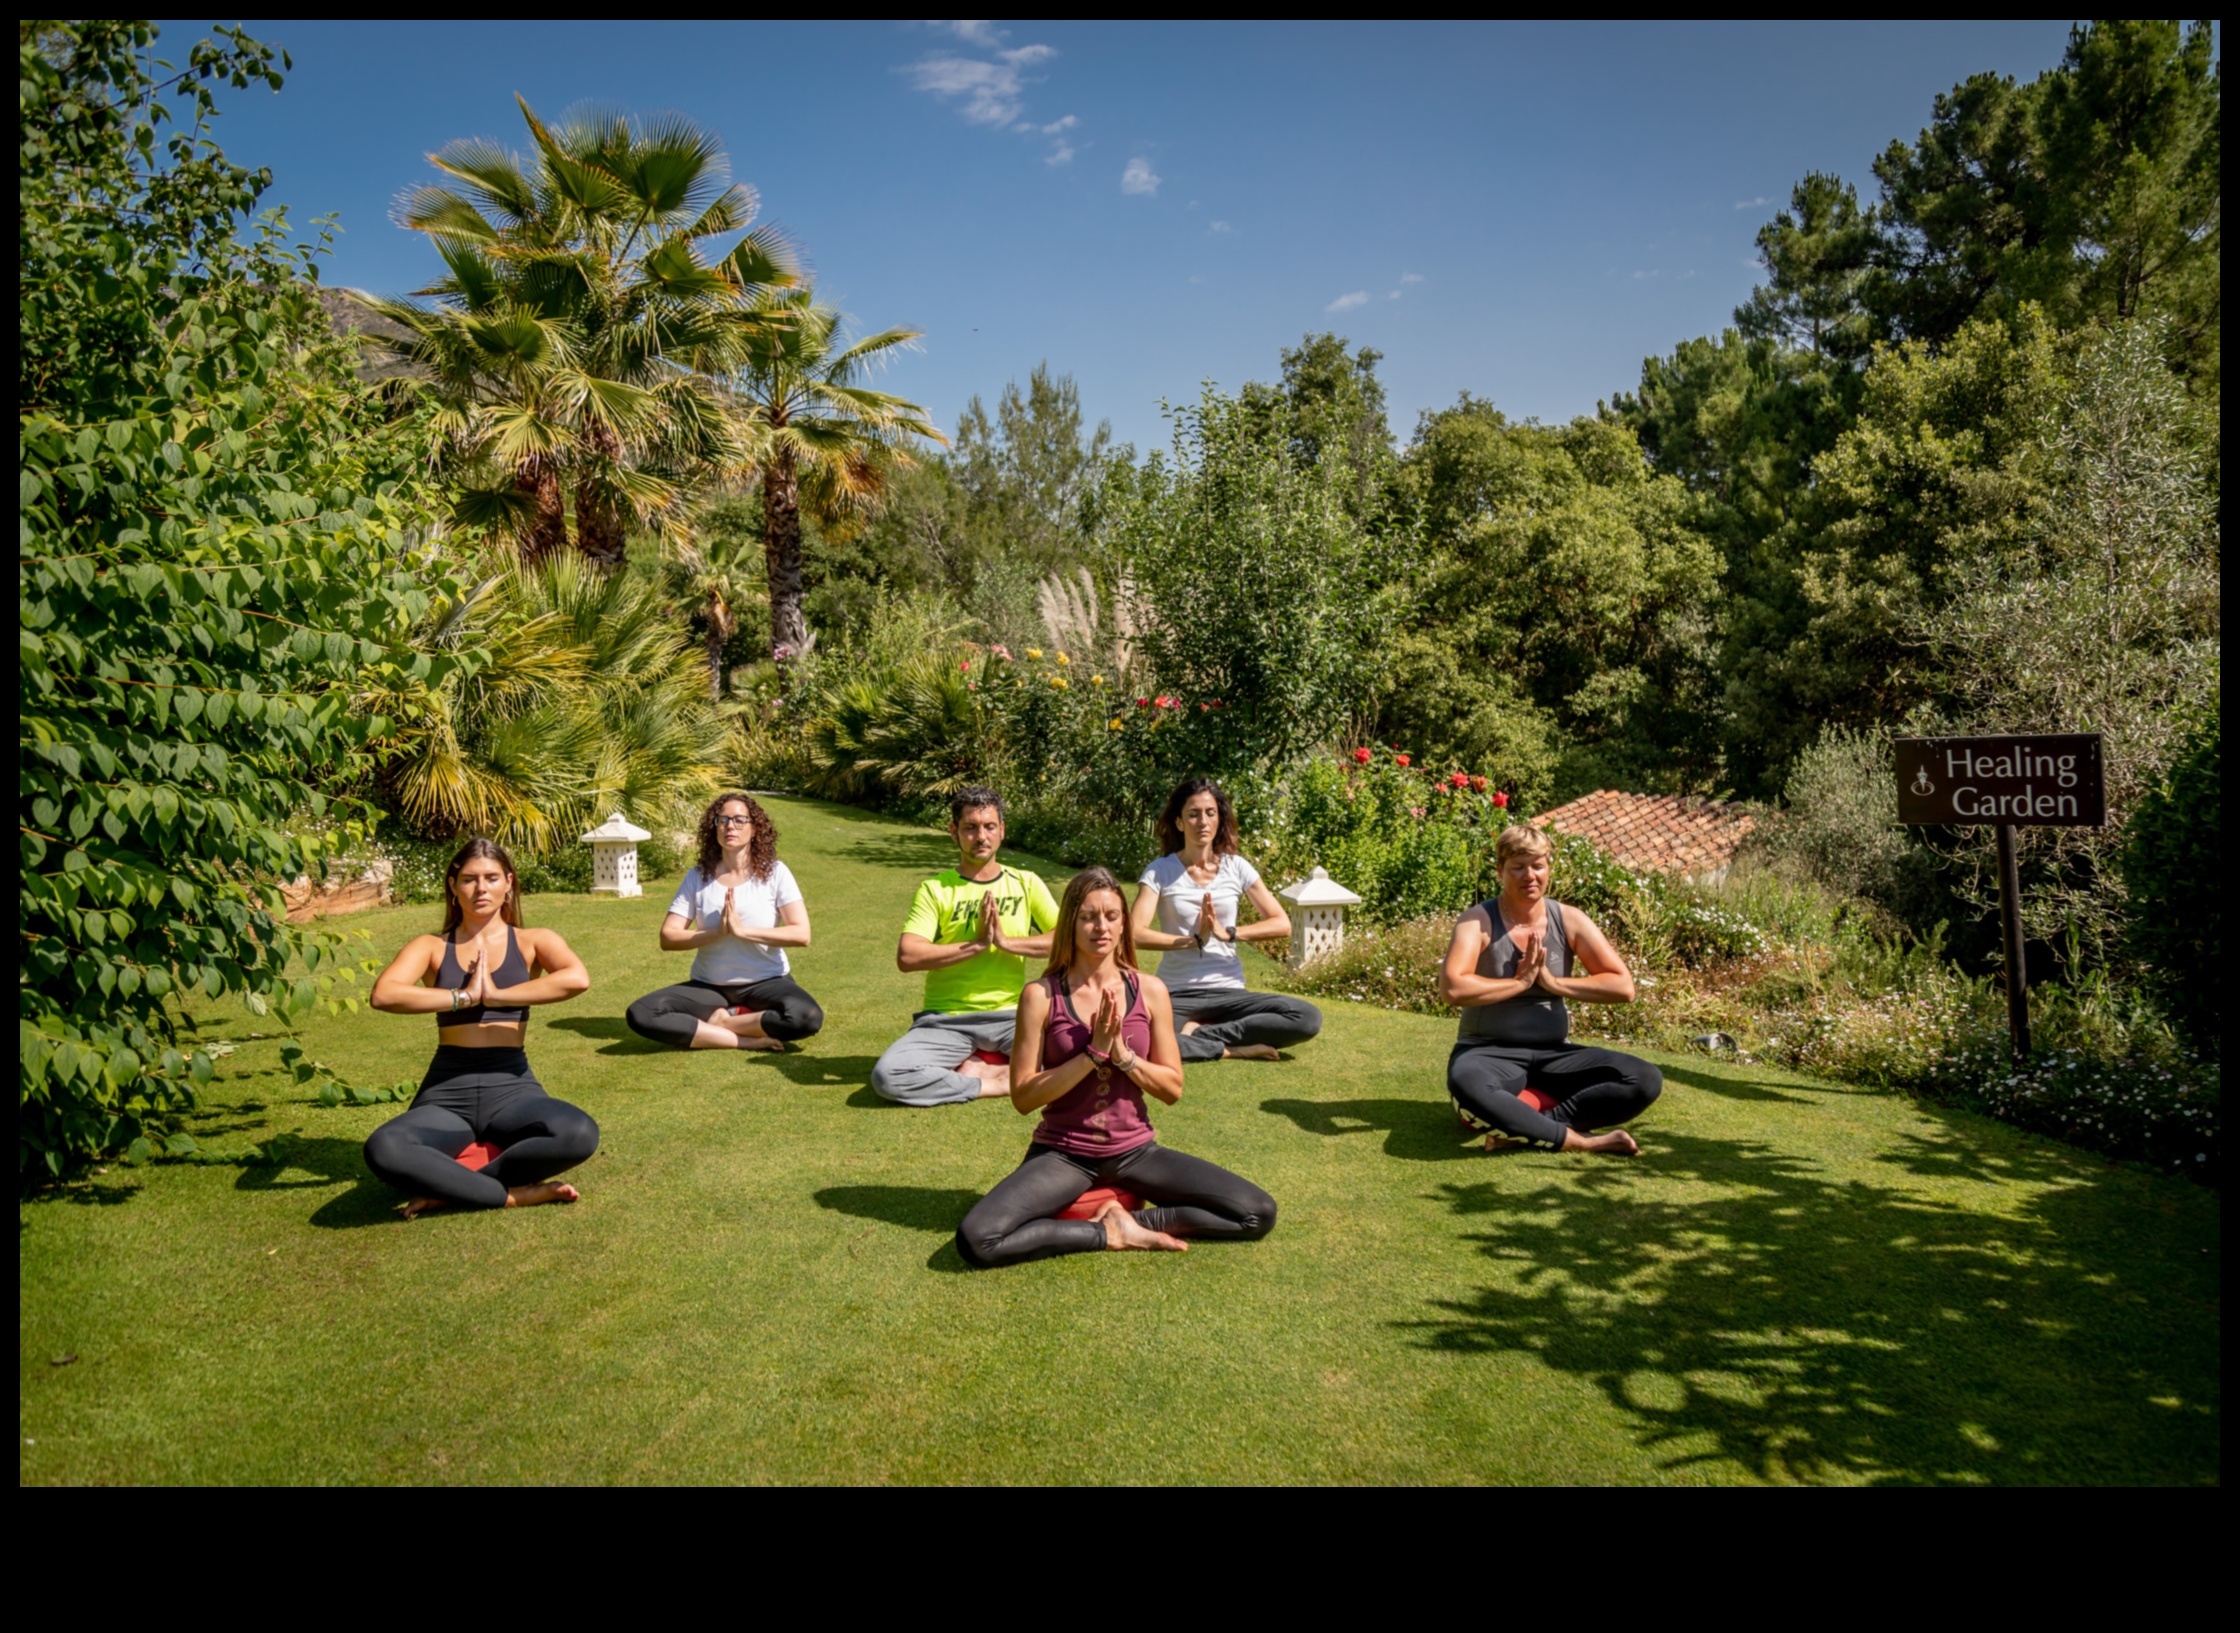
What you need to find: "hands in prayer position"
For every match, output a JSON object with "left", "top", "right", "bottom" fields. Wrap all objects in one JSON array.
[
  {"left": 724, "top": 883, "right": 754, "bottom": 942},
  {"left": 1087, "top": 983, "right": 1137, "bottom": 1069},
  {"left": 1196, "top": 891, "right": 1222, "bottom": 946}
]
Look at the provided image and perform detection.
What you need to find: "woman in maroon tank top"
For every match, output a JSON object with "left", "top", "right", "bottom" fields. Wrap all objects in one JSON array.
[{"left": 954, "top": 867, "right": 1278, "bottom": 1269}]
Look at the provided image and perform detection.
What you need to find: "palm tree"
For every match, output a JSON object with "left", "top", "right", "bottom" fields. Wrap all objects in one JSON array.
[
  {"left": 670, "top": 528, "right": 764, "bottom": 700},
  {"left": 362, "top": 98, "right": 798, "bottom": 563},
  {"left": 729, "top": 288, "right": 942, "bottom": 651}
]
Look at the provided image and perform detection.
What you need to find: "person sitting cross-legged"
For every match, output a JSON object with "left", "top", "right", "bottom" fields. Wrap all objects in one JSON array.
[
  {"left": 1130, "top": 775, "right": 1322, "bottom": 1063},
  {"left": 954, "top": 865, "right": 1278, "bottom": 1268},
  {"left": 624, "top": 792, "right": 825, "bottom": 1054},
  {"left": 1440, "top": 822, "right": 1662, "bottom": 1156},
  {"left": 870, "top": 786, "right": 1060, "bottom": 1106}
]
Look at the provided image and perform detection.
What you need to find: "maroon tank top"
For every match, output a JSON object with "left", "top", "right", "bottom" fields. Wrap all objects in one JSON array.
[{"left": 1032, "top": 971, "right": 1157, "bottom": 1158}]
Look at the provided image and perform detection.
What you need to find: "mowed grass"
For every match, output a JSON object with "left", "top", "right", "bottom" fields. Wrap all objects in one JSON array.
[{"left": 19, "top": 796, "right": 2221, "bottom": 1485}]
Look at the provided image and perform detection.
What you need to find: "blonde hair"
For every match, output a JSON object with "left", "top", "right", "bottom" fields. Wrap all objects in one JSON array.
[{"left": 1494, "top": 824, "right": 1553, "bottom": 868}]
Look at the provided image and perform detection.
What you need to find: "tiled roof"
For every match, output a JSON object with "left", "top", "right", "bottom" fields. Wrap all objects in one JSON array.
[{"left": 1531, "top": 790, "right": 1757, "bottom": 878}]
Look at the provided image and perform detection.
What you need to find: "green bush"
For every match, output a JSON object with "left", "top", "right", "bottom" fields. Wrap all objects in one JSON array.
[
  {"left": 18, "top": 24, "right": 455, "bottom": 1174},
  {"left": 2122, "top": 701, "right": 2219, "bottom": 1054}
]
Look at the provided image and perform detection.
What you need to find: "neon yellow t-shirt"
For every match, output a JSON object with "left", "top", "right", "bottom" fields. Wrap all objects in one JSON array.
[{"left": 902, "top": 865, "right": 1061, "bottom": 1013}]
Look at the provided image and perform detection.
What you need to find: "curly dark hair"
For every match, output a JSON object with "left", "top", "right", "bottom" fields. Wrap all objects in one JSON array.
[
  {"left": 949, "top": 785, "right": 1005, "bottom": 825},
  {"left": 1155, "top": 776, "right": 1239, "bottom": 858},
  {"left": 440, "top": 838, "right": 524, "bottom": 936},
  {"left": 695, "top": 792, "right": 778, "bottom": 881}
]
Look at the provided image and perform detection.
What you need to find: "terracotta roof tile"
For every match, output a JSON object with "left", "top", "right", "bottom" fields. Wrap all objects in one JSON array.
[{"left": 1530, "top": 791, "right": 1757, "bottom": 878}]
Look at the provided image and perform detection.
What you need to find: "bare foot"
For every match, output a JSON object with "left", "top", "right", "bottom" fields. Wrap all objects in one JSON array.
[
  {"left": 1097, "top": 1199, "right": 1187, "bottom": 1252},
  {"left": 1565, "top": 1128, "right": 1640, "bottom": 1157},
  {"left": 1482, "top": 1133, "right": 1529, "bottom": 1154},
  {"left": 1180, "top": 1020, "right": 1202, "bottom": 1036},
  {"left": 400, "top": 1195, "right": 446, "bottom": 1221},
  {"left": 959, "top": 1055, "right": 1011, "bottom": 1097},
  {"left": 503, "top": 1181, "right": 581, "bottom": 1207},
  {"left": 717, "top": 1010, "right": 785, "bottom": 1051},
  {"left": 1222, "top": 1044, "right": 1282, "bottom": 1061}
]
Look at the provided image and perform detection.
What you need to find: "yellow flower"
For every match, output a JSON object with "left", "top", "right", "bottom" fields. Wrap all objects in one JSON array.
[
  {"left": 1025, "top": 647, "right": 1043, "bottom": 660},
  {"left": 1109, "top": 718, "right": 1123, "bottom": 730},
  {"left": 1051, "top": 676, "right": 1068, "bottom": 690},
  {"left": 1055, "top": 651, "right": 1070, "bottom": 665},
  {"left": 1092, "top": 675, "right": 1105, "bottom": 686}
]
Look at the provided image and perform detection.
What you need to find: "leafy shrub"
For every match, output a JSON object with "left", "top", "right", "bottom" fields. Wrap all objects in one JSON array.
[
  {"left": 2122, "top": 700, "right": 2219, "bottom": 1054},
  {"left": 19, "top": 23, "right": 455, "bottom": 1174}
]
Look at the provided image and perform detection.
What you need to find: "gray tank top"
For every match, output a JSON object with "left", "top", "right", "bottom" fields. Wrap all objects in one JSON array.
[{"left": 1457, "top": 899, "right": 1571, "bottom": 1046}]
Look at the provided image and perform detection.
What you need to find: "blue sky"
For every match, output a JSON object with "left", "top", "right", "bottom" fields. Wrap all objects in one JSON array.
[{"left": 181, "top": 20, "right": 2081, "bottom": 452}]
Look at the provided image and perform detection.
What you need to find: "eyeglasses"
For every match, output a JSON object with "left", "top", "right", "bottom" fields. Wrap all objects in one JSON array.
[{"left": 716, "top": 815, "right": 754, "bottom": 828}]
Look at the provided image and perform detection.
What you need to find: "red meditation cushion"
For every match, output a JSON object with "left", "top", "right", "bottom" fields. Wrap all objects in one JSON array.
[
  {"left": 1517, "top": 1087, "right": 1558, "bottom": 1114},
  {"left": 456, "top": 1140, "right": 503, "bottom": 1172},
  {"left": 970, "top": 1049, "right": 1011, "bottom": 1065},
  {"left": 1056, "top": 1185, "right": 1145, "bottom": 1221}
]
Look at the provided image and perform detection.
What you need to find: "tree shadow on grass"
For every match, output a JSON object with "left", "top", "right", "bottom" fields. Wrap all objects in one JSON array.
[
  {"left": 1657, "top": 1061, "right": 1834, "bottom": 1106},
  {"left": 767, "top": 1053, "right": 881, "bottom": 1090},
  {"left": 1261, "top": 1097, "right": 1481, "bottom": 1162},
  {"left": 225, "top": 1133, "right": 400, "bottom": 1230},
  {"left": 1405, "top": 1126, "right": 2220, "bottom": 1486},
  {"left": 813, "top": 1184, "right": 981, "bottom": 1273},
  {"left": 841, "top": 832, "right": 971, "bottom": 873},
  {"left": 542, "top": 1017, "right": 666, "bottom": 1056}
]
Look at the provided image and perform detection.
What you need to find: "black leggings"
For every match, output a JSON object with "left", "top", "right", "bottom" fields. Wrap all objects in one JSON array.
[
  {"left": 362, "top": 1047, "right": 599, "bottom": 1209},
  {"left": 1164, "top": 985, "right": 1323, "bottom": 1064},
  {"left": 1447, "top": 1040, "right": 1663, "bottom": 1151},
  {"left": 624, "top": 976, "right": 826, "bottom": 1047},
  {"left": 956, "top": 1142, "right": 1277, "bottom": 1269}
]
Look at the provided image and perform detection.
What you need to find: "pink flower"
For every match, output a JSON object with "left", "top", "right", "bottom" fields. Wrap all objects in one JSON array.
[
  {"left": 1492, "top": 791, "right": 1510, "bottom": 809},
  {"left": 1470, "top": 775, "right": 1488, "bottom": 793},
  {"left": 1449, "top": 772, "right": 1468, "bottom": 789},
  {"left": 960, "top": 659, "right": 971, "bottom": 672},
  {"left": 1410, "top": 806, "right": 1426, "bottom": 819},
  {"left": 1156, "top": 695, "right": 1176, "bottom": 709},
  {"left": 1353, "top": 747, "right": 1372, "bottom": 765},
  {"left": 1199, "top": 702, "right": 1210, "bottom": 712},
  {"left": 1395, "top": 754, "right": 1412, "bottom": 768},
  {"left": 992, "top": 645, "right": 1013, "bottom": 661}
]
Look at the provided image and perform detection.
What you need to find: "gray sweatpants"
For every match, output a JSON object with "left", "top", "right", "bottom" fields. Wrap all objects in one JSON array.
[
  {"left": 1165, "top": 985, "right": 1323, "bottom": 1063},
  {"left": 870, "top": 1009, "right": 1020, "bottom": 1107}
]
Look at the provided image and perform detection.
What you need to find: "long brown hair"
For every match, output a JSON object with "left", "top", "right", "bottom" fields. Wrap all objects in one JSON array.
[
  {"left": 1042, "top": 866, "right": 1138, "bottom": 980},
  {"left": 440, "top": 838, "right": 523, "bottom": 936},
  {"left": 695, "top": 791, "right": 777, "bottom": 882},
  {"left": 1155, "top": 776, "right": 1240, "bottom": 858}
]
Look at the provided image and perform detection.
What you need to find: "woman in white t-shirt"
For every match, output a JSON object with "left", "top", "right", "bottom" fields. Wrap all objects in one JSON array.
[
  {"left": 624, "top": 793, "right": 825, "bottom": 1052},
  {"left": 1129, "top": 777, "right": 1322, "bottom": 1064}
]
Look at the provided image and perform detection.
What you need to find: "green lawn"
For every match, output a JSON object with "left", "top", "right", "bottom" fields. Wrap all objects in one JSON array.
[{"left": 19, "top": 796, "right": 2221, "bottom": 1484}]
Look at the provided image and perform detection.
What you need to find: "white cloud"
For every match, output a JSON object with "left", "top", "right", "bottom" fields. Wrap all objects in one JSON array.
[
  {"left": 1400, "top": 271, "right": 1424, "bottom": 284},
  {"left": 1387, "top": 290, "right": 1402, "bottom": 300},
  {"left": 1209, "top": 219, "right": 1232, "bottom": 233},
  {"left": 904, "top": 28, "right": 1059, "bottom": 134},
  {"left": 1121, "top": 157, "right": 1161, "bottom": 196},
  {"left": 906, "top": 54, "right": 1033, "bottom": 126},
  {"left": 1047, "top": 141, "right": 1074, "bottom": 166},
  {"left": 1733, "top": 195, "right": 1771, "bottom": 210},
  {"left": 1326, "top": 290, "right": 1369, "bottom": 312},
  {"left": 1632, "top": 269, "right": 1659, "bottom": 280},
  {"left": 1038, "top": 115, "right": 1077, "bottom": 135}
]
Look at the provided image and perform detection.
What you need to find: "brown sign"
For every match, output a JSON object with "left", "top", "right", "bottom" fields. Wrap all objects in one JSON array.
[{"left": 1895, "top": 734, "right": 2105, "bottom": 827}]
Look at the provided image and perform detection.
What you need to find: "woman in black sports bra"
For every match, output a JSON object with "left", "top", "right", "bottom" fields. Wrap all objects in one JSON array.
[{"left": 366, "top": 838, "right": 598, "bottom": 1218}]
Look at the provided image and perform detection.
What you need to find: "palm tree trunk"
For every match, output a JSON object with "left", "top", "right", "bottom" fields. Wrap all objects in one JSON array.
[
  {"left": 517, "top": 457, "right": 569, "bottom": 565},
  {"left": 762, "top": 456, "right": 809, "bottom": 653},
  {"left": 576, "top": 489, "right": 629, "bottom": 566},
  {"left": 704, "top": 593, "right": 732, "bottom": 702}
]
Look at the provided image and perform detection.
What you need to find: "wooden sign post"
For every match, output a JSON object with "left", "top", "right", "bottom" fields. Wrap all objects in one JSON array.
[{"left": 1894, "top": 734, "right": 2105, "bottom": 1061}]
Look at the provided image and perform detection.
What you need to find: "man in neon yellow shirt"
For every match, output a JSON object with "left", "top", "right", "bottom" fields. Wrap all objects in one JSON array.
[{"left": 871, "top": 786, "right": 1061, "bottom": 1106}]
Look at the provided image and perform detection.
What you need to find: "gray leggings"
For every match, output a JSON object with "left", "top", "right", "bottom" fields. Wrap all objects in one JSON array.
[
  {"left": 956, "top": 1141, "right": 1277, "bottom": 1268},
  {"left": 1165, "top": 985, "right": 1323, "bottom": 1063}
]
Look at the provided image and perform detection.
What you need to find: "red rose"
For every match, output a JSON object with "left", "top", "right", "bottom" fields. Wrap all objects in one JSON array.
[
  {"left": 1449, "top": 772, "right": 1467, "bottom": 789},
  {"left": 1137, "top": 697, "right": 1151, "bottom": 708},
  {"left": 1492, "top": 791, "right": 1510, "bottom": 808},
  {"left": 1395, "top": 754, "right": 1411, "bottom": 768},
  {"left": 1353, "top": 747, "right": 1371, "bottom": 765}
]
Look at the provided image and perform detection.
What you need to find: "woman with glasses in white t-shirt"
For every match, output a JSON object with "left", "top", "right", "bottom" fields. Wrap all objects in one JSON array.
[
  {"left": 624, "top": 792, "right": 825, "bottom": 1052},
  {"left": 1129, "top": 777, "right": 1322, "bottom": 1063}
]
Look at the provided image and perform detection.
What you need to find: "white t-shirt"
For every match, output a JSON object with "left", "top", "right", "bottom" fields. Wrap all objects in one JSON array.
[
  {"left": 1138, "top": 852, "right": 1263, "bottom": 990},
  {"left": 667, "top": 862, "right": 804, "bottom": 986}
]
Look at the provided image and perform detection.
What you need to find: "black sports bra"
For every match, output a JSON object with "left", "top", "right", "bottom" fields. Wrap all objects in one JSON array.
[{"left": 435, "top": 926, "right": 532, "bottom": 1027}]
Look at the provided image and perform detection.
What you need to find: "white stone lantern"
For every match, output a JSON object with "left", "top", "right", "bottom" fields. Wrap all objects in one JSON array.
[
  {"left": 1278, "top": 866, "right": 1362, "bottom": 967},
  {"left": 580, "top": 811, "right": 652, "bottom": 898}
]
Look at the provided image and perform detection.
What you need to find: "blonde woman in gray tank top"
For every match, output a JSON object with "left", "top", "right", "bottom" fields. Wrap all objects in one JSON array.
[{"left": 1437, "top": 823, "right": 1664, "bottom": 1155}]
